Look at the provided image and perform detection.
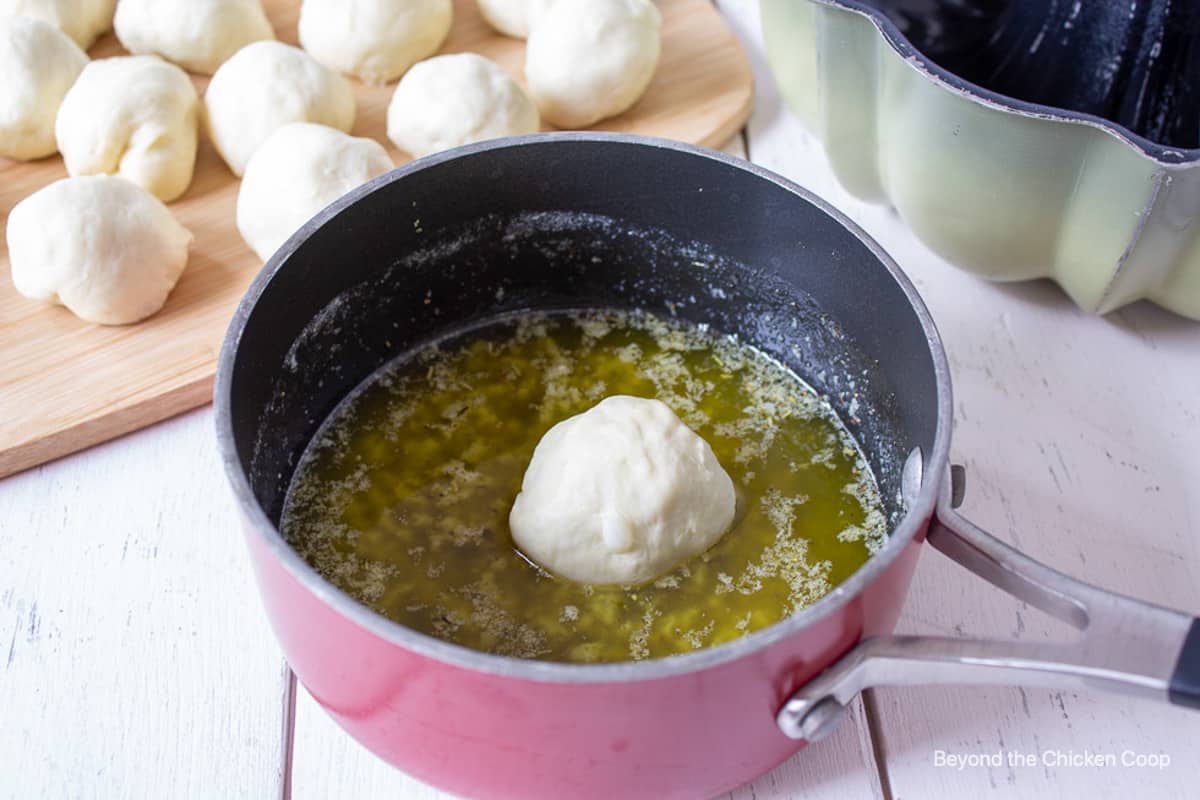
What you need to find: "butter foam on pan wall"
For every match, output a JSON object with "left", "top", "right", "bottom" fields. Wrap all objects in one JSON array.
[{"left": 762, "top": 0, "right": 1200, "bottom": 320}]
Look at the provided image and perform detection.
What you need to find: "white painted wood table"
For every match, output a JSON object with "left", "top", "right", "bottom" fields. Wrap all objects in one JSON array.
[{"left": 4, "top": 3, "right": 1199, "bottom": 797}]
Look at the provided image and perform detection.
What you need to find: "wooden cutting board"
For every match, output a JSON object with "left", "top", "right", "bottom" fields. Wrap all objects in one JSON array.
[{"left": 0, "top": 0, "right": 752, "bottom": 478}]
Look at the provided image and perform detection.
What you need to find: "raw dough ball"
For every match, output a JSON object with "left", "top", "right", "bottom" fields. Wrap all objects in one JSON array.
[
  {"left": 509, "top": 396, "right": 737, "bottom": 585},
  {"left": 0, "top": 0, "right": 115, "bottom": 49},
  {"left": 386, "top": 53, "right": 539, "bottom": 158},
  {"left": 298, "top": 0, "right": 452, "bottom": 84},
  {"left": 204, "top": 41, "right": 356, "bottom": 176},
  {"left": 113, "top": 0, "right": 274, "bottom": 75},
  {"left": 475, "top": 0, "right": 554, "bottom": 39},
  {"left": 237, "top": 123, "right": 393, "bottom": 262},
  {"left": 0, "top": 16, "right": 87, "bottom": 160},
  {"left": 56, "top": 55, "right": 199, "bottom": 202},
  {"left": 6, "top": 175, "right": 193, "bottom": 325},
  {"left": 525, "top": 0, "right": 661, "bottom": 128}
]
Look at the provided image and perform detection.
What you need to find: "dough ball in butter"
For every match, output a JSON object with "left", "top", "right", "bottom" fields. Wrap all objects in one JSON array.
[
  {"left": 113, "top": 0, "right": 275, "bottom": 75},
  {"left": 386, "top": 53, "right": 539, "bottom": 158},
  {"left": 510, "top": 395, "right": 736, "bottom": 585},
  {"left": 237, "top": 123, "right": 393, "bottom": 262},
  {"left": 298, "top": 0, "right": 451, "bottom": 85},
  {"left": 0, "top": 0, "right": 115, "bottom": 49},
  {"left": 524, "top": 0, "right": 660, "bottom": 128},
  {"left": 475, "top": 0, "right": 554, "bottom": 39},
  {"left": 6, "top": 175, "right": 193, "bottom": 325},
  {"left": 56, "top": 55, "right": 199, "bottom": 202},
  {"left": 0, "top": 16, "right": 88, "bottom": 161},
  {"left": 204, "top": 41, "right": 356, "bottom": 176}
]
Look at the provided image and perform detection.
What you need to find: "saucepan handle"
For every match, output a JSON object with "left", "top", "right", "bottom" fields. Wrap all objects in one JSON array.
[{"left": 777, "top": 461, "right": 1200, "bottom": 742}]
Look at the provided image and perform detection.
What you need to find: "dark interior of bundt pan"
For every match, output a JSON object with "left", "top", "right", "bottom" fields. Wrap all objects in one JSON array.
[{"left": 859, "top": 0, "right": 1200, "bottom": 150}]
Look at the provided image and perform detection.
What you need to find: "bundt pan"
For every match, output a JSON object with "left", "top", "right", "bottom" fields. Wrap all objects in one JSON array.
[{"left": 761, "top": 0, "right": 1200, "bottom": 319}]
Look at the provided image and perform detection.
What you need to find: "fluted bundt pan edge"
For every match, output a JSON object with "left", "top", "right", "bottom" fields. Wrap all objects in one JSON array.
[{"left": 761, "top": 0, "right": 1200, "bottom": 319}]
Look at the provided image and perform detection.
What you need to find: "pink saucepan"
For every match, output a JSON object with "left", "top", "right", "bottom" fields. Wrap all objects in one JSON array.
[{"left": 215, "top": 135, "right": 1199, "bottom": 799}]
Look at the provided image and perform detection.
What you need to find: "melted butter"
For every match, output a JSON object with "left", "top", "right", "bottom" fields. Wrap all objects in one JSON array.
[{"left": 281, "top": 309, "right": 887, "bottom": 663}]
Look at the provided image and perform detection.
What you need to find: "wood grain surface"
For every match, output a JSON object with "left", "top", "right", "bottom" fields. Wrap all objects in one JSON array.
[
  {"left": 0, "top": 409, "right": 291, "bottom": 800},
  {"left": 0, "top": 0, "right": 754, "bottom": 479}
]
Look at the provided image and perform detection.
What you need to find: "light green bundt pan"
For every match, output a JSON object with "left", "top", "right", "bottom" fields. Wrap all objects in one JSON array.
[{"left": 761, "top": 0, "right": 1200, "bottom": 320}]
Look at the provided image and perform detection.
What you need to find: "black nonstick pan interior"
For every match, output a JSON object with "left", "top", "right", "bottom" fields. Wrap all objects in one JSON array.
[{"left": 224, "top": 136, "right": 943, "bottom": 537}]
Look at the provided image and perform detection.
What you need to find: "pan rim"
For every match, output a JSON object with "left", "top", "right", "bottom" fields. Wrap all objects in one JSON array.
[{"left": 213, "top": 132, "right": 954, "bottom": 685}]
